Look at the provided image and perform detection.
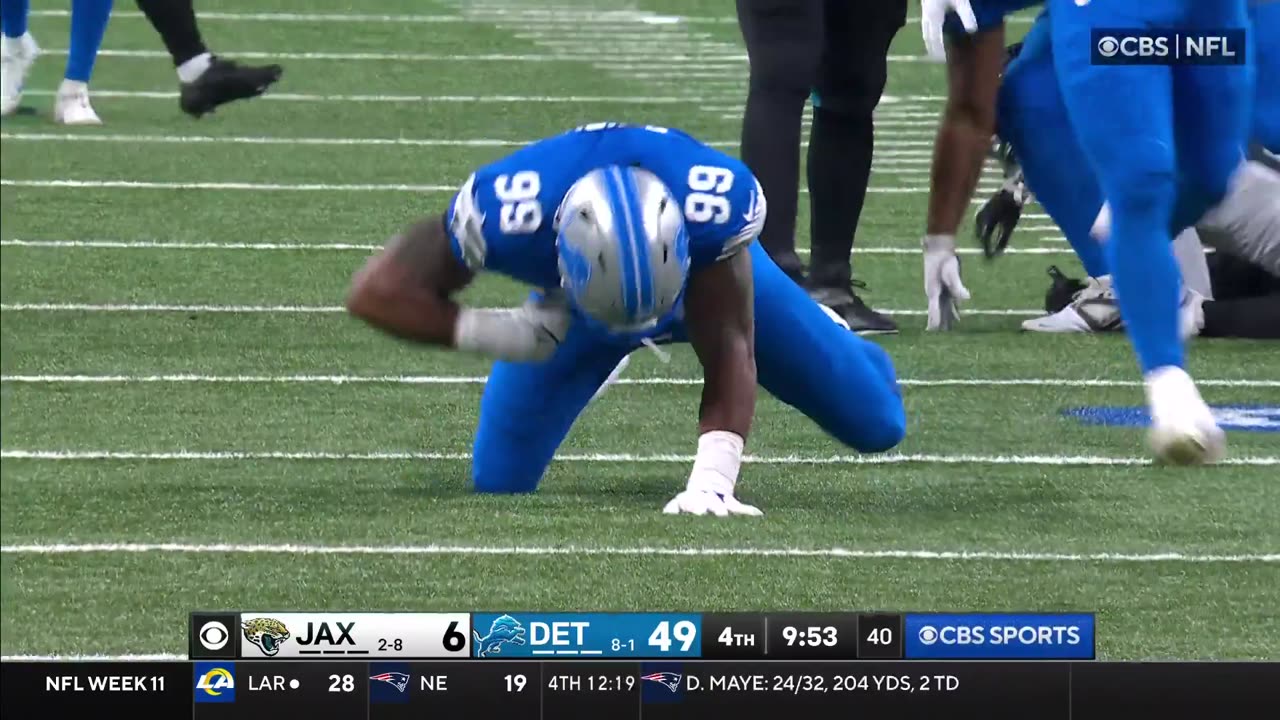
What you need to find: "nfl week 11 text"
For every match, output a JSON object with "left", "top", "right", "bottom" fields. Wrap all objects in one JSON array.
[{"left": 2, "top": 660, "right": 1275, "bottom": 719}]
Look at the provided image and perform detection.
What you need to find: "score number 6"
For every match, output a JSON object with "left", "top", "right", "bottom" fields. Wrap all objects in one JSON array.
[{"left": 648, "top": 620, "right": 697, "bottom": 653}]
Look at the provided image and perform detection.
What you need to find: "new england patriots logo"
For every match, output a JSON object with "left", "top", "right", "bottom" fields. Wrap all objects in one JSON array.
[
  {"left": 640, "top": 671, "right": 682, "bottom": 692},
  {"left": 369, "top": 672, "right": 410, "bottom": 693},
  {"left": 472, "top": 615, "right": 527, "bottom": 657}
]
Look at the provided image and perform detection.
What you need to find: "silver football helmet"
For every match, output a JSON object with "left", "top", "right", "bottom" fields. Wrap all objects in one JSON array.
[{"left": 556, "top": 165, "right": 691, "bottom": 331}]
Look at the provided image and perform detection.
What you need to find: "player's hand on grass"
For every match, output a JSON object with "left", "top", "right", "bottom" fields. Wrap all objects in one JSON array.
[
  {"left": 663, "top": 489, "right": 762, "bottom": 517},
  {"left": 921, "top": 0, "right": 978, "bottom": 61},
  {"left": 923, "top": 234, "right": 970, "bottom": 331}
]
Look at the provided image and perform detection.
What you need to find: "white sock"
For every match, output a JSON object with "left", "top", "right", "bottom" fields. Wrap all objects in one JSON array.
[
  {"left": 1, "top": 33, "right": 25, "bottom": 56},
  {"left": 57, "top": 79, "right": 88, "bottom": 96},
  {"left": 177, "top": 52, "right": 212, "bottom": 84},
  {"left": 1172, "top": 227, "right": 1213, "bottom": 300}
]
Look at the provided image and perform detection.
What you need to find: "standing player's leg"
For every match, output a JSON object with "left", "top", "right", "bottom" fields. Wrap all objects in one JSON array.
[
  {"left": 56, "top": 0, "right": 113, "bottom": 125},
  {"left": 133, "top": 0, "right": 283, "bottom": 118},
  {"left": 1048, "top": 0, "right": 1223, "bottom": 462},
  {"left": 0, "top": 0, "right": 36, "bottom": 115},
  {"left": 748, "top": 242, "right": 906, "bottom": 453},
  {"left": 997, "top": 16, "right": 1108, "bottom": 278},
  {"left": 471, "top": 308, "right": 632, "bottom": 494},
  {"left": 804, "top": 0, "right": 907, "bottom": 334},
  {"left": 1170, "top": 1, "right": 1255, "bottom": 225},
  {"left": 1252, "top": 0, "right": 1280, "bottom": 152},
  {"left": 735, "top": 0, "right": 823, "bottom": 282}
]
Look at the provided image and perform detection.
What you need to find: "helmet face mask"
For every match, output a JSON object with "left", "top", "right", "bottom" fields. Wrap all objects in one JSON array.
[{"left": 556, "top": 166, "right": 691, "bottom": 332}]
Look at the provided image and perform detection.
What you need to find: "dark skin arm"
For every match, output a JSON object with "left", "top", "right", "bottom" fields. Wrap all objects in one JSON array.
[
  {"left": 345, "top": 214, "right": 475, "bottom": 346},
  {"left": 683, "top": 248, "right": 757, "bottom": 440},
  {"left": 926, "top": 25, "right": 1007, "bottom": 235}
]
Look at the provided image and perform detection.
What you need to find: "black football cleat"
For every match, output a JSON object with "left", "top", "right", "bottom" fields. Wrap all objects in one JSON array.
[
  {"left": 180, "top": 57, "right": 283, "bottom": 118},
  {"left": 808, "top": 280, "right": 899, "bottom": 336},
  {"left": 1043, "top": 265, "right": 1089, "bottom": 313}
]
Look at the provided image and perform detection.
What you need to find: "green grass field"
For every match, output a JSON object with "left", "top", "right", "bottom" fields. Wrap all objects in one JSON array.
[{"left": 2, "top": 0, "right": 1277, "bottom": 661}]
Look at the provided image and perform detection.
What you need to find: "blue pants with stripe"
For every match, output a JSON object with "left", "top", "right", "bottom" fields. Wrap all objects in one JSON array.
[{"left": 469, "top": 241, "right": 907, "bottom": 493}]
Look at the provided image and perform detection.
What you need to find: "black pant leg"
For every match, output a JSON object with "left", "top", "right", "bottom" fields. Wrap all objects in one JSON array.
[
  {"left": 135, "top": 0, "right": 207, "bottom": 66},
  {"left": 736, "top": 0, "right": 823, "bottom": 278},
  {"left": 806, "top": 0, "right": 908, "bottom": 288}
]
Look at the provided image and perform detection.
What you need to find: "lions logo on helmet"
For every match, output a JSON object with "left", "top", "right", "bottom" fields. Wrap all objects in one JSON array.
[{"left": 555, "top": 166, "right": 690, "bottom": 332}]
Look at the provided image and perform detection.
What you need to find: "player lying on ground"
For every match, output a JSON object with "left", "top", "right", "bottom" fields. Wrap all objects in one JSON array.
[
  {"left": 346, "top": 123, "right": 906, "bottom": 515},
  {"left": 920, "top": 0, "right": 1258, "bottom": 464},
  {"left": 975, "top": 6, "right": 1280, "bottom": 336}
]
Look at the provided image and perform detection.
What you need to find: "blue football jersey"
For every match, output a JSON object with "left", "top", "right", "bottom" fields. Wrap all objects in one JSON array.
[{"left": 445, "top": 123, "right": 765, "bottom": 289}]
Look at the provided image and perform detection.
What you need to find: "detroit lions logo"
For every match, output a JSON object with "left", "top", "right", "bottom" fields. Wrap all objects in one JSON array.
[
  {"left": 472, "top": 615, "right": 527, "bottom": 657},
  {"left": 641, "top": 671, "right": 682, "bottom": 692}
]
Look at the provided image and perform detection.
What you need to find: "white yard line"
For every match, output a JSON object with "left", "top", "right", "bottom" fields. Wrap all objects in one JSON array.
[
  {"left": 0, "top": 542, "right": 1273, "bottom": 563},
  {"left": 1, "top": 179, "right": 988, "bottom": 194},
  {"left": 1, "top": 132, "right": 949, "bottom": 153},
  {"left": 0, "top": 653, "right": 188, "bottom": 662},
  {"left": 11, "top": 89, "right": 950, "bottom": 105},
  {"left": 18, "top": 89, "right": 722, "bottom": 103},
  {"left": 0, "top": 239, "right": 1071, "bottom": 254},
  {"left": 0, "top": 303, "right": 1040, "bottom": 316},
  {"left": 3, "top": 375, "right": 1276, "bottom": 388},
  {"left": 2, "top": 449, "right": 1277, "bottom": 466}
]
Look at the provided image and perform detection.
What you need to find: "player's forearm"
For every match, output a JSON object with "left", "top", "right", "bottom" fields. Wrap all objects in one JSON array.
[
  {"left": 347, "top": 257, "right": 462, "bottom": 346},
  {"left": 926, "top": 29, "right": 1005, "bottom": 235},
  {"left": 697, "top": 338, "right": 757, "bottom": 440},
  {"left": 346, "top": 216, "right": 473, "bottom": 348}
]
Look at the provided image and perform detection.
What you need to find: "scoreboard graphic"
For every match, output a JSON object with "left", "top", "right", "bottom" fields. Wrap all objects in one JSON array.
[{"left": 7, "top": 611, "right": 1269, "bottom": 719}]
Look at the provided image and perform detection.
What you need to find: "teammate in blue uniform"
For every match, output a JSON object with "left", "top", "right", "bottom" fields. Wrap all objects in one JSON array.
[
  {"left": 921, "top": 0, "right": 1257, "bottom": 464},
  {"left": 346, "top": 123, "right": 906, "bottom": 514},
  {"left": 990, "top": 3, "right": 1279, "bottom": 329}
]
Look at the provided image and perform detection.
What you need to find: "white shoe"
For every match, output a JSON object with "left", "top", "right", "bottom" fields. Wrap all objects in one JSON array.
[
  {"left": 54, "top": 83, "right": 102, "bottom": 125},
  {"left": 1022, "top": 275, "right": 1121, "bottom": 333},
  {"left": 1, "top": 32, "right": 40, "bottom": 116},
  {"left": 1145, "top": 366, "right": 1226, "bottom": 465},
  {"left": 1023, "top": 277, "right": 1204, "bottom": 340}
]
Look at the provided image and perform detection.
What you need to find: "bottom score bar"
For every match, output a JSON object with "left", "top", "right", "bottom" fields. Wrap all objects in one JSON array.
[{"left": 1, "top": 661, "right": 1277, "bottom": 720}]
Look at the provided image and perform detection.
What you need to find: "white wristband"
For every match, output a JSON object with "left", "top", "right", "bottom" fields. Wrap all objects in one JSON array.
[
  {"left": 455, "top": 307, "right": 554, "bottom": 362},
  {"left": 687, "top": 431, "right": 745, "bottom": 496}
]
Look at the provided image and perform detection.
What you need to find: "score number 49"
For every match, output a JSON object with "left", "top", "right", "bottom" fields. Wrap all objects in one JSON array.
[{"left": 648, "top": 620, "right": 697, "bottom": 653}]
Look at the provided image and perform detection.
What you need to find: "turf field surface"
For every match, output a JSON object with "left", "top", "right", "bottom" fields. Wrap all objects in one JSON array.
[{"left": 1, "top": 0, "right": 1277, "bottom": 661}]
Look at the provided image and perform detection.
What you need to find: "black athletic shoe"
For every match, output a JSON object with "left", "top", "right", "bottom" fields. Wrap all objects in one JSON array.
[
  {"left": 1044, "top": 265, "right": 1089, "bottom": 313},
  {"left": 809, "top": 280, "right": 899, "bottom": 335},
  {"left": 180, "top": 57, "right": 283, "bottom": 118}
]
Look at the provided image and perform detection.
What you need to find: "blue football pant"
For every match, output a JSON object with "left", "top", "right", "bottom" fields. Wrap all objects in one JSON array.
[
  {"left": 1253, "top": 0, "right": 1280, "bottom": 152},
  {"left": 1002, "top": 7, "right": 1275, "bottom": 282},
  {"left": 470, "top": 241, "right": 907, "bottom": 494},
  {"left": 997, "top": 14, "right": 1108, "bottom": 278},
  {"left": 1048, "top": 0, "right": 1254, "bottom": 372}
]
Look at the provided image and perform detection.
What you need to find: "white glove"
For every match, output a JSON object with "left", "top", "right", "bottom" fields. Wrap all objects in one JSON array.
[
  {"left": 921, "top": 0, "right": 979, "bottom": 62},
  {"left": 663, "top": 489, "right": 762, "bottom": 517},
  {"left": 662, "top": 431, "right": 761, "bottom": 517},
  {"left": 923, "top": 234, "right": 971, "bottom": 331},
  {"left": 455, "top": 293, "right": 571, "bottom": 362}
]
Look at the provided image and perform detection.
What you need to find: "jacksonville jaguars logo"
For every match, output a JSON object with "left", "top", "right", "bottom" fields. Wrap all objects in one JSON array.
[
  {"left": 472, "top": 615, "right": 527, "bottom": 658},
  {"left": 242, "top": 617, "right": 291, "bottom": 657}
]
